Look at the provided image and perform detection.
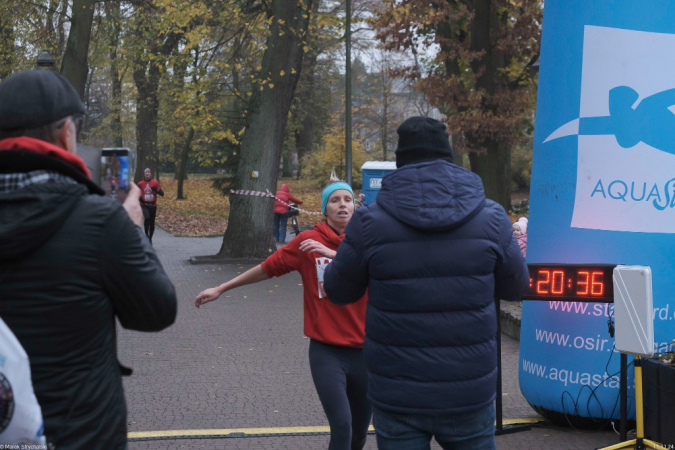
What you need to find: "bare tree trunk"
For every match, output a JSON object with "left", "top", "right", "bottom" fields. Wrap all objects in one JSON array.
[
  {"left": 294, "top": 50, "right": 319, "bottom": 178},
  {"left": 56, "top": 0, "right": 69, "bottom": 57},
  {"left": 44, "top": 0, "right": 59, "bottom": 51},
  {"left": 110, "top": 72, "right": 123, "bottom": 147},
  {"left": 377, "top": 66, "right": 393, "bottom": 161},
  {"left": 134, "top": 70, "right": 161, "bottom": 180},
  {"left": 177, "top": 126, "right": 194, "bottom": 200},
  {"left": 132, "top": 29, "right": 180, "bottom": 181},
  {"left": 172, "top": 52, "right": 189, "bottom": 180},
  {"left": 469, "top": 140, "right": 510, "bottom": 209},
  {"left": 466, "top": 0, "right": 511, "bottom": 210},
  {"left": 216, "top": 0, "right": 314, "bottom": 259},
  {"left": 60, "top": 0, "right": 96, "bottom": 100},
  {"left": 0, "top": 0, "right": 13, "bottom": 80},
  {"left": 106, "top": 1, "right": 123, "bottom": 147},
  {"left": 281, "top": 153, "right": 293, "bottom": 177},
  {"left": 489, "top": 140, "right": 511, "bottom": 209},
  {"left": 294, "top": 120, "right": 312, "bottom": 178},
  {"left": 380, "top": 95, "right": 389, "bottom": 160}
]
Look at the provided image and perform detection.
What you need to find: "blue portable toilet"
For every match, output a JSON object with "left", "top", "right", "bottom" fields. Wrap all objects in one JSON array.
[{"left": 361, "top": 161, "right": 397, "bottom": 205}]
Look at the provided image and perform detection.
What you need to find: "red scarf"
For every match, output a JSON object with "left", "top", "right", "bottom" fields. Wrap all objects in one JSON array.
[{"left": 0, "top": 136, "right": 91, "bottom": 178}]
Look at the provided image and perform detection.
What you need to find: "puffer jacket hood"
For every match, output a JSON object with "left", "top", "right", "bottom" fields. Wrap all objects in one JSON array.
[
  {"left": 0, "top": 183, "right": 85, "bottom": 262},
  {"left": 280, "top": 184, "right": 290, "bottom": 192},
  {"left": 376, "top": 160, "right": 485, "bottom": 232}
]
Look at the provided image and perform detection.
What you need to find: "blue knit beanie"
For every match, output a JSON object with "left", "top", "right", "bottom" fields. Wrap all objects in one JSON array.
[{"left": 321, "top": 181, "right": 354, "bottom": 214}]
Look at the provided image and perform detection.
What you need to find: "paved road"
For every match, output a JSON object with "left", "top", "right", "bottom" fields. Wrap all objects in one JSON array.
[{"left": 122, "top": 228, "right": 621, "bottom": 449}]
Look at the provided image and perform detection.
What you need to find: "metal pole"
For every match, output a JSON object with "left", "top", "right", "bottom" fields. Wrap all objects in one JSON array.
[
  {"left": 495, "top": 298, "right": 504, "bottom": 431},
  {"left": 345, "top": 0, "right": 352, "bottom": 186}
]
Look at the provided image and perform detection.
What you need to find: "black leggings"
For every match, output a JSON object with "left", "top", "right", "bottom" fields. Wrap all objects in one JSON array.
[
  {"left": 309, "top": 339, "right": 372, "bottom": 450},
  {"left": 141, "top": 204, "right": 157, "bottom": 241}
]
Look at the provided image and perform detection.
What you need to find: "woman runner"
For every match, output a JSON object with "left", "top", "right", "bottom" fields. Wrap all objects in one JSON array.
[{"left": 194, "top": 181, "right": 371, "bottom": 450}]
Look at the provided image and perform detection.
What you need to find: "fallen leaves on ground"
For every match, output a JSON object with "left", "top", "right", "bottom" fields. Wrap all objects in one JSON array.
[{"left": 156, "top": 177, "right": 230, "bottom": 237}]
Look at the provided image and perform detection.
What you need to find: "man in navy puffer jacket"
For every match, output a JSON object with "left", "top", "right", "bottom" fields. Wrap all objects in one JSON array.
[{"left": 324, "top": 116, "right": 529, "bottom": 450}]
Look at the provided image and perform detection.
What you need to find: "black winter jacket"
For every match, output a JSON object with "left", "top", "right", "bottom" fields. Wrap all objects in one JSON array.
[
  {"left": 0, "top": 138, "right": 177, "bottom": 449},
  {"left": 324, "top": 160, "right": 528, "bottom": 415}
]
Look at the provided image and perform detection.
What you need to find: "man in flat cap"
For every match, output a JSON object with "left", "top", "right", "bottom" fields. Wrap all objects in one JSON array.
[
  {"left": 0, "top": 70, "right": 177, "bottom": 448},
  {"left": 324, "top": 116, "right": 529, "bottom": 449}
]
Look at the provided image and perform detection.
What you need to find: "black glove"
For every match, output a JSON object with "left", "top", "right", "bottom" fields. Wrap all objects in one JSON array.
[{"left": 151, "top": 186, "right": 158, "bottom": 193}]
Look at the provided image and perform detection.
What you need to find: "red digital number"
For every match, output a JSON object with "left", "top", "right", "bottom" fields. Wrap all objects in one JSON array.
[
  {"left": 536, "top": 270, "right": 551, "bottom": 294},
  {"left": 591, "top": 271, "right": 604, "bottom": 296},
  {"left": 577, "top": 271, "right": 590, "bottom": 295},
  {"left": 551, "top": 270, "right": 564, "bottom": 294},
  {"left": 526, "top": 265, "right": 612, "bottom": 300}
]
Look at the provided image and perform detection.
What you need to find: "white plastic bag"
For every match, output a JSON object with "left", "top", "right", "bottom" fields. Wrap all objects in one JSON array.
[{"left": 0, "top": 317, "right": 46, "bottom": 445}]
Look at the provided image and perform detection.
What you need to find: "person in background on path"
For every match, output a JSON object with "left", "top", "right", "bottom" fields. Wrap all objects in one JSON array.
[
  {"left": 357, "top": 193, "right": 368, "bottom": 207},
  {"left": 137, "top": 168, "right": 164, "bottom": 243},
  {"left": 0, "top": 70, "right": 177, "bottom": 449},
  {"left": 273, "top": 183, "right": 303, "bottom": 243},
  {"left": 195, "top": 181, "right": 371, "bottom": 450},
  {"left": 323, "top": 116, "right": 529, "bottom": 450},
  {"left": 513, "top": 217, "right": 528, "bottom": 258}
]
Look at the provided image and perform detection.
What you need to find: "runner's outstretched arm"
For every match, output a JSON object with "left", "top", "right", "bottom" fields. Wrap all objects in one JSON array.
[{"left": 194, "top": 265, "right": 269, "bottom": 308}]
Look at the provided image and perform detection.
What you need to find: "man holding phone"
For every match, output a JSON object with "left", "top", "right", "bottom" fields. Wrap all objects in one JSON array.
[
  {"left": 0, "top": 70, "right": 177, "bottom": 449},
  {"left": 137, "top": 167, "right": 164, "bottom": 244}
]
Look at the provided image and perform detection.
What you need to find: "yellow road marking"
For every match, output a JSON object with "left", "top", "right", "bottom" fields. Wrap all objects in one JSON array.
[
  {"left": 128, "top": 418, "right": 543, "bottom": 439},
  {"left": 128, "top": 426, "right": 368, "bottom": 438},
  {"left": 502, "top": 417, "right": 543, "bottom": 425}
]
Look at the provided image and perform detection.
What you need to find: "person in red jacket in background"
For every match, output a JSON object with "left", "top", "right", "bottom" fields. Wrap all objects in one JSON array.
[
  {"left": 137, "top": 168, "right": 164, "bottom": 243},
  {"left": 274, "top": 183, "right": 303, "bottom": 243},
  {"left": 195, "top": 181, "right": 370, "bottom": 450}
]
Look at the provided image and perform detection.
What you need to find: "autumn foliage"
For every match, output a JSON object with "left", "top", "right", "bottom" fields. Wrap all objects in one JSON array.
[
  {"left": 368, "top": 0, "right": 541, "bottom": 210},
  {"left": 301, "top": 124, "right": 369, "bottom": 188},
  {"left": 370, "top": 0, "right": 542, "bottom": 153}
]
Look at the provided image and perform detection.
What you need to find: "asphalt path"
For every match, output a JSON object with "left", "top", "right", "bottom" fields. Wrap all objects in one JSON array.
[{"left": 121, "top": 228, "right": 621, "bottom": 449}]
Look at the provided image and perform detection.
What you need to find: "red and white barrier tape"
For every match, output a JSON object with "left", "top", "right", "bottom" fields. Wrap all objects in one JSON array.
[
  {"left": 229, "top": 189, "right": 322, "bottom": 215},
  {"left": 230, "top": 189, "right": 274, "bottom": 198}
]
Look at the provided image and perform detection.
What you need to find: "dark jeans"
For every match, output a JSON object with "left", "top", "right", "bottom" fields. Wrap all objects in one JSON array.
[
  {"left": 141, "top": 204, "right": 157, "bottom": 242},
  {"left": 372, "top": 403, "right": 495, "bottom": 450},
  {"left": 273, "top": 213, "right": 288, "bottom": 242},
  {"left": 309, "top": 340, "right": 372, "bottom": 450}
]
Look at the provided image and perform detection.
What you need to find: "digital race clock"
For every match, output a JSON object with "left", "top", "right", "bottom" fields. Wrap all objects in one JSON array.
[{"left": 522, "top": 264, "right": 617, "bottom": 302}]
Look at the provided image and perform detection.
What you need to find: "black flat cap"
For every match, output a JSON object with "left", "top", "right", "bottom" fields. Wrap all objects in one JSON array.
[{"left": 0, "top": 70, "right": 86, "bottom": 131}]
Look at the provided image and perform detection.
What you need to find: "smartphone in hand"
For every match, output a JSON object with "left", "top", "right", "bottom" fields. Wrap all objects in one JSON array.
[{"left": 100, "top": 148, "right": 131, "bottom": 202}]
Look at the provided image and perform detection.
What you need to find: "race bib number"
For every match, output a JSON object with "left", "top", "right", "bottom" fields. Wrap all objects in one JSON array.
[
  {"left": 144, "top": 186, "right": 154, "bottom": 202},
  {"left": 315, "top": 257, "right": 331, "bottom": 298}
]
